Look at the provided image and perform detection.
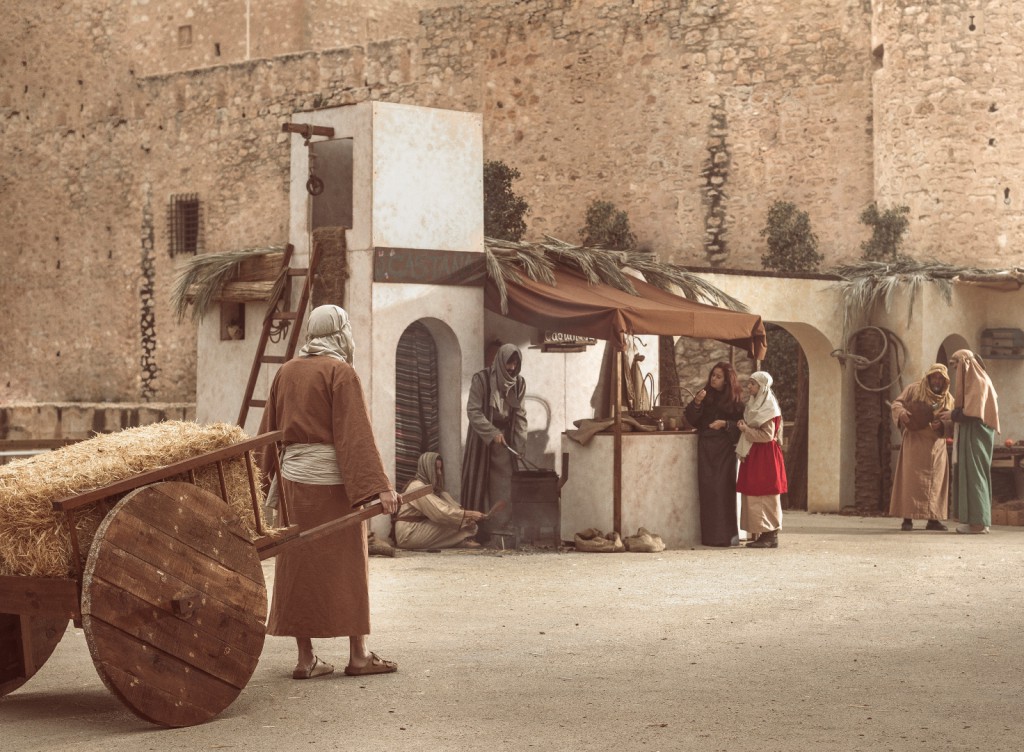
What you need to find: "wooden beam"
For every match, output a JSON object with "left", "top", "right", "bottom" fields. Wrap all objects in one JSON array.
[
  {"left": 373, "top": 247, "right": 486, "bottom": 286},
  {"left": 0, "top": 576, "right": 80, "bottom": 619},
  {"left": 281, "top": 122, "right": 335, "bottom": 139}
]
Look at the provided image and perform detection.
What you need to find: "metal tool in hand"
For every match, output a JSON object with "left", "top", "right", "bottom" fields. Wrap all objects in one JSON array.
[{"left": 503, "top": 444, "right": 541, "bottom": 471}]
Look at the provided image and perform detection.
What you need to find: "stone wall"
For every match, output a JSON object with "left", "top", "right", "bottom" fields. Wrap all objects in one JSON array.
[
  {"left": 0, "top": 403, "right": 195, "bottom": 441},
  {"left": 1, "top": 0, "right": 1022, "bottom": 413},
  {"left": 871, "top": 0, "right": 1024, "bottom": 266}
]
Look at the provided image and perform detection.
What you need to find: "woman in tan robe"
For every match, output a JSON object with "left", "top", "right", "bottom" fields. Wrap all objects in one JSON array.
[
  {"left": 395, "top": 452, "right": 487, "bottom": 550},
  {"left": 258, "top": 305, "right": 400, "bottom": 679},
  {"left": 888, "top": 363, "right": 954, "bottom": 531}
]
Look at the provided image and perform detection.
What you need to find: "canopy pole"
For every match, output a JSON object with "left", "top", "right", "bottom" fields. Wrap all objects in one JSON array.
[{"left": 613, "top": 345, "right": 623, "bottom": 535}]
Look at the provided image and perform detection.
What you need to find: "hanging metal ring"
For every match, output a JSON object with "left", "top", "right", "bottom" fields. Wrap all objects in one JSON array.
[{"left": 306, "top": 175, "right": 325, "bottom": 196}]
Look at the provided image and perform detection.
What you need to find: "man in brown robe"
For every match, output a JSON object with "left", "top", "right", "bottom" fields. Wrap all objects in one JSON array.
[
  {"left": 889, "top": 363, "right": 954, "bottom": 531},
  {"left": 258, "top": 305, "right": 400, "bottom": 679}
]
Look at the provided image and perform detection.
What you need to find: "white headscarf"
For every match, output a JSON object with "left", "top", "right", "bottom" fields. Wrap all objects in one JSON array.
[
  {"left": 299, "top": 305, "right": 355, "bottom": 363},
  {"left": 737, "top": 371, "right": 782, "bottom": 459}
]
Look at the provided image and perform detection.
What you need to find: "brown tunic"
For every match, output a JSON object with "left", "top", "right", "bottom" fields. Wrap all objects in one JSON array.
[
  {"left": 258, "top": 356, "right": 392, "bottom": 637},
  {"left": 888, "top": 385, "right": 950, "bottom": 521}
]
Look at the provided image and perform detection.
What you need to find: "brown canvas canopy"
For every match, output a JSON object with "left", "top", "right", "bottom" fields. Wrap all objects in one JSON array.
[
  {"left": 485, "top": 266, "right": 767, "bottom": 358},
  {"left": 485, "top": 265, "right": 768, "bottom": 536}
]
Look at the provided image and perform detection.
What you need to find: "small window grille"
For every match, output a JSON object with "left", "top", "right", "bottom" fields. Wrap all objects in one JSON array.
[{"left": 168, "top": 193, "right": 202, "bottom": 256}]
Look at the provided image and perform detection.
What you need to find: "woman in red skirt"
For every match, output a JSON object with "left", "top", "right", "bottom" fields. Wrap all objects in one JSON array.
[{"left": 736, "top": 371, "right": 788, "bottom": 548}]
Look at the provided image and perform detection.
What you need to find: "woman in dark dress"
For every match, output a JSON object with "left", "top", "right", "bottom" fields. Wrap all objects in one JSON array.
[{"left": 684, "top": 362, "right": 745, "bottom": 547}]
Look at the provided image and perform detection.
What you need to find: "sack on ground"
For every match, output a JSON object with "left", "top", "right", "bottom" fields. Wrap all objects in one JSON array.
[{"left": 574, "top": 528, "right": 625, "bottom": 553}]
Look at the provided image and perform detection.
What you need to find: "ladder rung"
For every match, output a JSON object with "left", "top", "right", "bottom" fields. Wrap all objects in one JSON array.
[
  {"left": 287, "top": 267, "right": 308, "bottom": 276},
  {"left": 248, "top": 399, "right": 267, "bottom": 408},
  {"left": 273, "top": 312, "right": 298, "bottom": 321},
  {"left": 262, "top": 355, "right": 287, "bottom": 364}
]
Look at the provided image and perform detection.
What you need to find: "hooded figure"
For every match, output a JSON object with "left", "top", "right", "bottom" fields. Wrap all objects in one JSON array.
[
  {"left": 949, "top": 350, "right": 1000, "bottom": 534},
  {"left": 394, "top": 452, "right": 486, "bottom": 550},
  {"left": 736, "top": 371, "right": 788, "bottom": 548},
  {"left": 460, "top": 344, "right": 527, "bottom": 532},
  {"left": 888, "top": 363, "right": 954, "bottom": 531},
  {"left": 257, "top": 304, "right": 399, "bottom": 679}
]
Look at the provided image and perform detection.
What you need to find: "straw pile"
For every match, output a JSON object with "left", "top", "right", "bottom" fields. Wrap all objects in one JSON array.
[{"left": 0, "top": 421, "right": 267, "bottom": 578}]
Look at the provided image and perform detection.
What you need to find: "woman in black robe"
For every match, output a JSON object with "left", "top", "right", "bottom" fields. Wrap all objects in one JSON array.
[{"left": 684, "top": 361, "right": 745, "bottom": 547}]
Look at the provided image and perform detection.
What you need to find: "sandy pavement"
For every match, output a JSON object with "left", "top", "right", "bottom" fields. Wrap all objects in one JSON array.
[{"left": 3, "top": 511, "right": 1024, "bottom": 751}]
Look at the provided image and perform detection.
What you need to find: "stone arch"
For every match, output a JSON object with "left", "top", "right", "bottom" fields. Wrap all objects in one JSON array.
[
  {"left": 936, "top": 333, "right": 970, "bottom": 366},
  {"left": 392, "top": 316, "right": 464, "bottom": 497},
  {"left": 764, "top": 321, "right": 847, "bottom": 512}
]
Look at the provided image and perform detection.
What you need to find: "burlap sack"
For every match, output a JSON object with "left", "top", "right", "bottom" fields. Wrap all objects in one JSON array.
[
  {"left": 573, "top": 528, "right": 625, "bottom": 553},
  {"left": 624, "top": 526, "right": 666, "bottom": 553}
]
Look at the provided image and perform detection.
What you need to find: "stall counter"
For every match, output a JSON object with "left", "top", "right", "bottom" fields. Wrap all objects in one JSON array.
[{"left": 560, "top": 430, "right": 701, "bottom": 549}]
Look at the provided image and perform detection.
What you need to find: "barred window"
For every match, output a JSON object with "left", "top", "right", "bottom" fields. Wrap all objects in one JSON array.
[{"left": 168, "top": 193, "right": 202, "bottom": 256}]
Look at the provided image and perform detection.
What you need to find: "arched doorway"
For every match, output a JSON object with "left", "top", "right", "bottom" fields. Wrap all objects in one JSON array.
[
  {"left": 394, "top": 322, "right": 441, "bottom": 491},
  {"left": 762, "top": 324, "right": 809, "bottom": 510},
  {"left": 937, "top": 333, "right": 970, "bottom": 367}
]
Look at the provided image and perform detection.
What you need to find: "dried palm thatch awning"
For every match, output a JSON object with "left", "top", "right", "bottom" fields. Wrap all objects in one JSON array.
[
  {"left": 484, "top": 237, "right": 767, "bottom": 358},
  {"left": 833, "top": 259, "right": 1024, "bottom": 334},
  {"left": 171, "top": 246, "right": 287, "bottom": 323}
]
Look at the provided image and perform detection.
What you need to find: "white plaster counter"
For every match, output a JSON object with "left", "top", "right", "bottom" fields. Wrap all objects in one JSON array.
[{"left": 560, "top": 430, "right": 701, "bottom": 549}]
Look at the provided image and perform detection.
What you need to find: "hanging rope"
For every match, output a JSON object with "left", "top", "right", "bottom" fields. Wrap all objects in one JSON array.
[{"left": 830, "top": 326, "right": 908, "bottom": 393}]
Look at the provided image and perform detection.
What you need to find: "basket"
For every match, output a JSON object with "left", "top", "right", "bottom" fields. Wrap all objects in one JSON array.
[{"left": 653, "top": 387, "right": 696, "bottom": 429}]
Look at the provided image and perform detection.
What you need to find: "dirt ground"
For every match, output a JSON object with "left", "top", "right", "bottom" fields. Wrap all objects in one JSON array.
[{"left": 4, "top": 511, "right": 1024, "bottom": 752}]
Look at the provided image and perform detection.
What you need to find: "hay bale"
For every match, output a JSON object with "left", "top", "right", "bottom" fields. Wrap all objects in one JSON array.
[{"left": 0, "top": 421, "right": 267, "bottom": 578}]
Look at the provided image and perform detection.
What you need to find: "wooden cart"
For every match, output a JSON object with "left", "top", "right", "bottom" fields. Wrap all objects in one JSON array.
[{"left": 0, "top": 431, "right": 413, "bottom": 728}]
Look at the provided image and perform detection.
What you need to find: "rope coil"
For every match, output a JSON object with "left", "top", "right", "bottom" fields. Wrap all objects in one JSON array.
[{"left": 830, "top": 326, "right": 907, "bottom": 393}]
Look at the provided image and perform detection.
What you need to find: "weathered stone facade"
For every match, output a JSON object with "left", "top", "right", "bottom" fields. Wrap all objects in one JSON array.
[{"left": 1, "top": 0, "right": 1021, "bottom": 410}]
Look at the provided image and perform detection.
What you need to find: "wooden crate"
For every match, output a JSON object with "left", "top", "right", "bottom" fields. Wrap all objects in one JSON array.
[{"left": 980, "top": 327, "right": 1024, "bottom": 359}]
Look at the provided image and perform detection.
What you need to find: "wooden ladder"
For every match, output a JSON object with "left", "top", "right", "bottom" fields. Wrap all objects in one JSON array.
[{"left": 237, "top": 241, "right": 322, "bottom": 428}]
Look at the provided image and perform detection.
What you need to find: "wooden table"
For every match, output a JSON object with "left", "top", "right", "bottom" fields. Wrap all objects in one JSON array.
[{"left": 992, "top": 445, "right": 1024, "bottom": 498}]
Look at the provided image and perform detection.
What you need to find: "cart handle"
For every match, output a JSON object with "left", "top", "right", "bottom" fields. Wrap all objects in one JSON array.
[{"left": 256, "top": 483, "right": 433, "bottom": 560}]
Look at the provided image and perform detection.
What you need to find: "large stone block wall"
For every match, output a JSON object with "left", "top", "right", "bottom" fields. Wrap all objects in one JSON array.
[
  {"left": 871, "top": 0, "right": 1024, "bottom": 266},
  {"left": 0, "top": 403, "right": 195, "bottom": 441},
  {"left": 2, "top": 0, "right": 1022, "bottom": 411},
  {"left": 126, "top": 0, "right": 467, "bottom": 76}
]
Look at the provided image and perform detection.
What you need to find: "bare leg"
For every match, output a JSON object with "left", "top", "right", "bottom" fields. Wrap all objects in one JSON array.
[
  {"left": 345, "top": 635, "right": 397, "bottom": 674},
  {"left": 348, "top": 635, "right": 371, "bottom": 668},
  {"left": 296, "top": 636, "right": 314, "bottom": 673}
]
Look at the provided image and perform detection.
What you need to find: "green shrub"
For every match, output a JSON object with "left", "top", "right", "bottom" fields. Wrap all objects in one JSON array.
[
  {"left": 483, "top": 160, "right": 530, "bottom": 241},
  {"left": 859, "top": 202, "right": 910, "bottom": 261},
  {"left": 760, "top": 201, "right": 822, "bottom": 272},
  {"left": 579, "top": 200, "right": 637, "bottom": 250}
]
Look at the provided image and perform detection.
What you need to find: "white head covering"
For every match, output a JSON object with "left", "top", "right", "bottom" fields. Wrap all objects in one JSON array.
[
  {"left": 299, "top": 305, "right": 355, "bottom": 363},
  {"left": 737, "top": 371, "right": 782, "bottom": 459}
]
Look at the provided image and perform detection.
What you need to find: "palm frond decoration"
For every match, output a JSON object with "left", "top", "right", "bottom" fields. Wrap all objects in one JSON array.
[
  {"left": 484, "top": 236, "right": 748, "bottom": 313},
  {"left": 171, "top": 246, "right": 286, "bottom": 323},
  {"left": 832, "top": 258, "right": 977, "bottom": 335}
]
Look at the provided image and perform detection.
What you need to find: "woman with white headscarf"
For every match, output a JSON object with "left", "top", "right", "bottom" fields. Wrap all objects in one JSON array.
[
  {"left": 736, "top": 371, "right": 788, "bottom": 548},
  {"left": 949, "top": 349, "right": 1000, "bottom": 534},
  {"left": 460, "top": 343, "right": 527, "bottom": 536},
  {"left": 258, "top": 305, "right": 400, "bottom": 679}
]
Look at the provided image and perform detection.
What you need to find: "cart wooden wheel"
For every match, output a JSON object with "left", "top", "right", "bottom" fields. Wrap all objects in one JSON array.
[
  {"left": 81, "top": 481, "right": 267, "bottom": 727},
  {"left": 0, "top": 613, "right": 69, "bottom": 697}
]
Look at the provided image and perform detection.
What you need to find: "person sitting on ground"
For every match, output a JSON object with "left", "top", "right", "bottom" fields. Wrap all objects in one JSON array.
[{"left": 395, "top": 452, "right": 488, "bottom": 550}]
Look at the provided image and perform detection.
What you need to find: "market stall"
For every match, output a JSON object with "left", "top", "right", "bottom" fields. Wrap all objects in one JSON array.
[{"left": 486, "top": 266, "right": 767, "bottom": 547}]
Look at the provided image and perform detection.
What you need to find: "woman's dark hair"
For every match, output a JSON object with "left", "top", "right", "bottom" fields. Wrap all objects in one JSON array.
[{"left": 705, "top": 361, "right": 744, "bottom": 408}]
